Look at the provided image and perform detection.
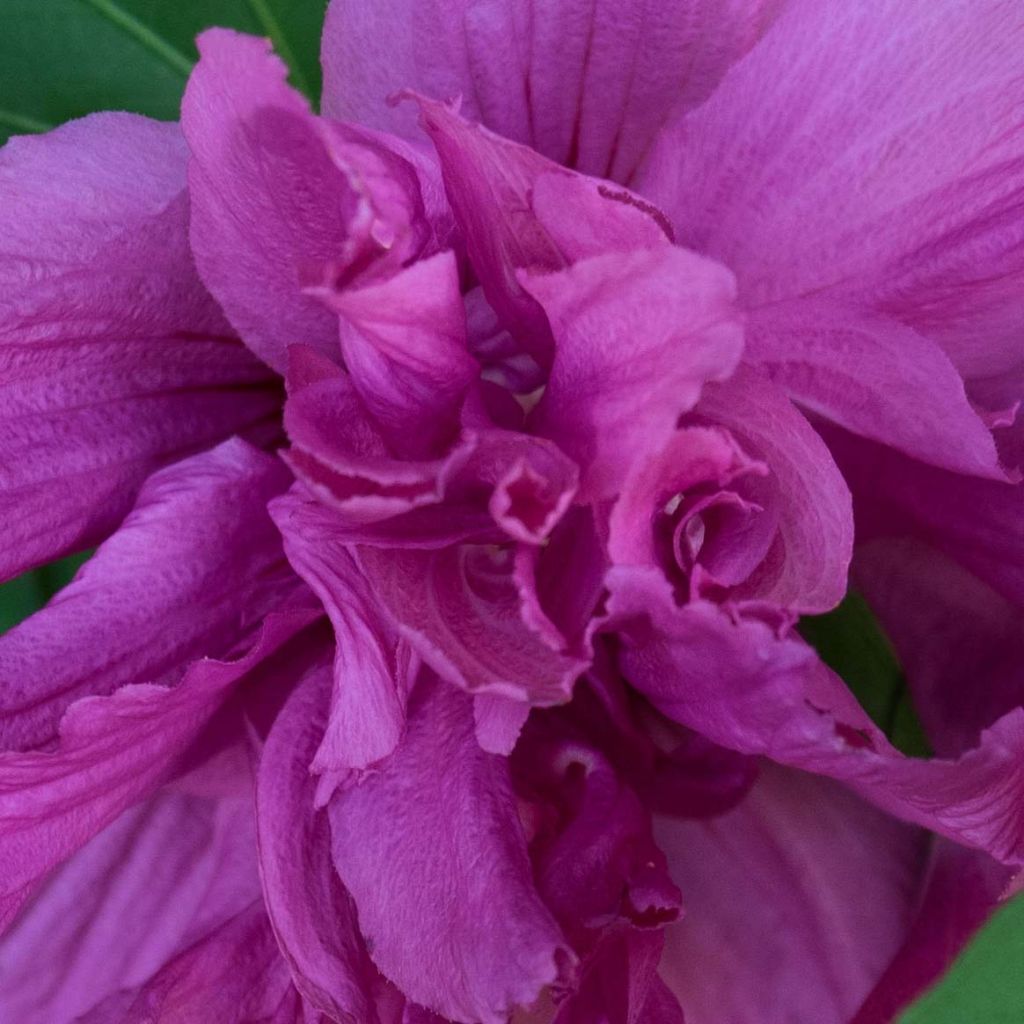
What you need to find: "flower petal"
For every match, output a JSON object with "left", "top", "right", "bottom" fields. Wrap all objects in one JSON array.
[
  {"left": 327, "top": 673, "right": 572, "bottom": 1023},
  {"left": 0, "top": 114, "right": 276, "bottom": 580},
  {"left": 0, "top": 603, "right": 318, "bottom": 931},
  {"left": 609, "top": 576, "right": 1024, "bottom": 864},
  {"left": 0, "top": 439, "right": 292, "bottom": 752},
  {"left": 655, "top": 764, "right": 925, "bottom": 1024},
  {"left": 0, "top": 792, "right": 260, "bottom": 1024},
  {"left": 641, "top": 0, "right": 1024, "bottom": 379},
  {"left": 746, "top": 299, "right": 1004, "bottom": 478},
  {"left": 322, "top": 0, "right": 781, "bottom": 181},
  {"left": 255, "top": 664, "right": 388, "bottom": 1021},
  {"left": 524, "top": 247, "right": 743, "bottom": 500}
]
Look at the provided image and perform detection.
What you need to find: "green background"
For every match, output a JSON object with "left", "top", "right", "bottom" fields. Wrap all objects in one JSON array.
[{"left": 0, "top": 2, "right": 1019, "bottom": 1020}]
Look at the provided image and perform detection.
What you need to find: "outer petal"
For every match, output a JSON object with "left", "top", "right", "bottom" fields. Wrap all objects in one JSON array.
[
  {"left": 255, "top": 665, "right": 387, "bottom": 1022},
  {"left": 690, "top": 365, "right": 853, "bottom": 612},
  {"left": 183, "top": 30, "right": 427, "bottom": 372},
  {"left": 655, "top": 765, "right": 925, "bottom": 1024},
  {"left": 0, "top": 604, "right": 318, "bottom": 931},
  {"left": 0, "top": 792, "right": 260, "bottom": 1024},
  {"left": 641, "top": 0, "right": 1024, "bottom": 378},
  {"left": 609, "top": 575, "right": 1024, "bottom": 864},
  {"left": 0, "top": 113, "right": 277, "bottom": 580},
  {"left": 0, "top": 440, "right": 291, "bottom": 752},
  {"left": 525, "top": 247, "right": 743, "bottom": 500},
  {"left": 328, "top": 673, "right": 572, "bottom": 1023},
  {"left": 323, "top": 0, "right": 782, "bottom": 180},
  {"left": 746, "top": 299, "right": 1004, "bottom": 477}
]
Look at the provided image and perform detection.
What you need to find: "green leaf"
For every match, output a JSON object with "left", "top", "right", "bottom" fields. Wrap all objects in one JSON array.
[
  {"left": 0, "top": 550, "right": 93, "bottom": 633},
  {"left": 799, "top": 590, "right": 931, "bottom": 757},
  {"left": 899, "top": 894, "right": 1024, "bottom": 1023},
  {"left": 0, "top": 0, "right": 328, "bottom": 143}
]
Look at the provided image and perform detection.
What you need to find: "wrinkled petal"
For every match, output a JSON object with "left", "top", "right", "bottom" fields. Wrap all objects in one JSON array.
[
  {"left": 410, "top": 98, "right": 673, "bottom": 362},
  {"left": 0, "top": 114, "right": 276, "bottom": 580},
  {"left": 0, "top": 440, "right": 292, "bottom": 752},
  {"left": 255, "top": 664, "right": 388, "bottom": 1021},
  {"left": 525, "top": 246, "right": 743, "bottom": 500},
  {"left": 691, "top": 365, "right": 853, "bottom": 612},
  {"left": 0, "top": 604, "right": 318, "bottom": 931},
  {"left": 271, "top": 493, "right": 415, "bottom": 779},
  {"left": 746, "top": 299, "right": 1004, "bottom": 477},
  {"left": 0, "top": 791, "right": 259, "bottom": 1024},
  {"left": 317, "top": 251, "right": 478, "bottom": 457},
  {"left": 641, "top": 0, "right": 1024, "bottom": 379},
  {"left": 656, "top": 764, "right": 925, "bottom": 1024},
  {"left": 323, "top": 0, "right": 782, "bottom": 180},
  {"left": 609, "top": 575, "right": 1024, "bottom": 864},
  {"left": 328, "top": 673, "right": 572, "bottom": 1023},
  {"left": 183, "top": 30, "right": 427, "bottom": 372}
]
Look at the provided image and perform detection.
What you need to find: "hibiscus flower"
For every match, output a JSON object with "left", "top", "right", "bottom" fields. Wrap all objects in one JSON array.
[{"left": 1, "top": 2, "right": 1022, "bottom": 1022}]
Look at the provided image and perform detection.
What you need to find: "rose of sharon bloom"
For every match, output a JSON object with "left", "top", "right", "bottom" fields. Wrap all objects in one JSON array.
[{"left": 1, "top": 1, "right": 1023, "bottom": 1022}]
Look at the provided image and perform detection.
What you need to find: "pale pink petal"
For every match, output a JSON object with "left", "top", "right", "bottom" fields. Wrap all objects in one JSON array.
[
  {"left": 0, "top": 792, "right": 259, "bottom": 1024},
  {"left": 322, "top": 0, "right": 782, "bottom": 180},
  {"left": 0, "top": 440, "right": 292, "bottom": 752},
  {"left": 0, "top": 604, "right": 318, "bottom": 931},
  {"left": 183, "top": 30, "right": 427, "bottom": 372},
  {"left": 655, "top": 765, "right": 924, "bottom": 1024},
  {"left": 255, "top": 665, "right": 388, "bottom": 1021},
  {"left": 328, "top": 673, "right": 572, "bottom": 1023},
  {"left": 524, "top": 247, "right": 743, "bottom": 500},
  {"left": 746, "top": 299, "right": 1004, "bottom": 477},
  {"left": 641, "top": 0, "right": 1024, "bottom": 379},
  {"left": 0, "top": 114, "right": 276, "bottom": 580}
]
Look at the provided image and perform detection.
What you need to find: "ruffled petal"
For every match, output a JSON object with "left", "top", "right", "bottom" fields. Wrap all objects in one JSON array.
[
  {"left": 608, "top": 576, "right": 1024, "bottom": 864},
  {"left": 322, "top": 0, "right": 781, "bottom": 180},
  {"left": 746, "top": 299, "right": 1004, "bottom": 478},
  {"left": 641, "top": 0, "right": 1024, "bottom": 379},
  {"left": 328, "top": 673, "right": 572, "bottom": 1023},
  {"left": 0, "top": 604, "right": 318, "bottom": 931},
  {"left": 0, "top": 114, "right": 277, "bottom": 580},
  {"left": 691, "top": 366, "right": 853, "bottom": 612},
  {"left": 0, "top": 792, "right": 260, "bottom": 1024},
  {"left": 0, "top": 440, "right": 291, "bottom": 752},
  {"left": 183, "top": 30, "right": 427, "bottom": 372},
  {"left": 525, "top": 247, "right": 743, "bottom": 500},
  {"left": 655, "top": 765, "right": 925, "bottom": 1024},
  {"left": 255, "top": 664, "right": 388, "bottom": 1021}
]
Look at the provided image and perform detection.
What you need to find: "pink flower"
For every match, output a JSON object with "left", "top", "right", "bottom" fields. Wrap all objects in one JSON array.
[{"left": 1, "top": 2, "right": 1023, "bottom": 1022}]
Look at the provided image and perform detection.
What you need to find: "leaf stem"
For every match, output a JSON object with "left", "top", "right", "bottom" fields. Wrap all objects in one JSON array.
[
  {"left": 245, "top": 0, "right": 313, "bottom": 100},
  {"left": 0, "top": 109, "right": 53, "bottom": 134},
  {"left": 76, "top": 0, "right": 194, "bottom": 77}
]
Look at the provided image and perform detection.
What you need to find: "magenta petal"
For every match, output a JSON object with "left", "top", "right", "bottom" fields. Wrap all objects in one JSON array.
[
  {"left": 692, "top": 366, "right": 853, "bottom": 613},
  {"left": 746, "top": 299, "right": 1006, "bottom": 477},
  {"left": 272, "top": 494, "right": 413, "bottom": 777},
  {"left": 322, "top": 0, "right": 780, "bottom": 180},
  {"left": 328, "top": 674, "right": 572, "bottom": 1023},
  {"left": 0, "top": 791, "right": 259, "bottom": 1024},
  {"left": 93, "top": 904, "right": 304, "bottom": 1023},
  {"left": 610, "top": 577, "right": 1024, "bottom": 864},
  {"left": 0, "top": 114, "right": 276, "bottom": 580},
  {"left": 0, "top": 603, "right": 317, "bottom": 932},
  {"left": 321, "top": 251, "right": 478, "bottom": 457},
  {"left": 640, "top": 0, "right": 1024, "bottom": 380},
  {"left": 656, "top": 765, "right": 924, "bottom": 1024},
  {"left": 255, "top": 664, "right": 385, "bottom": 1021},
  {"left": 0, "top": 440, "right": 291, "bottom": 752},
  {"left": 525, "top": 246, "right": 743, "bottom": 500},
  {"left": 183, "top": 29, "right": 425, "bottom": 372}
]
